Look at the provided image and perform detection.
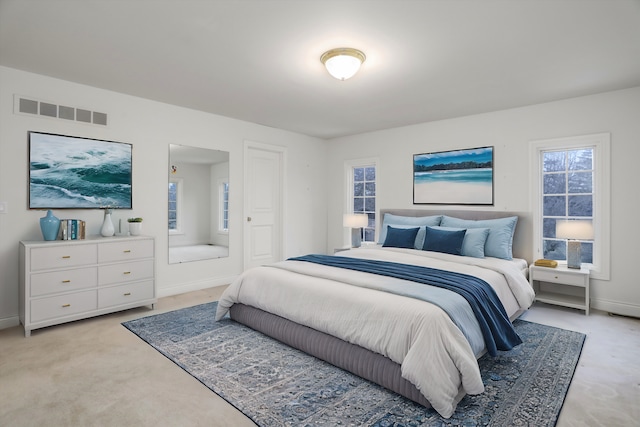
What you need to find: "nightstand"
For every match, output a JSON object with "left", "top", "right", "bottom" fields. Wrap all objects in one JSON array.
[{"left": 529, "top": 264, "right": 590, "bottom": 315}]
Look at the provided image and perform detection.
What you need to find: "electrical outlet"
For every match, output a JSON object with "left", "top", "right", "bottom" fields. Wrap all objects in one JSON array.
[{"left": 0, "top": 201, "right": 7, "bottom": 214}]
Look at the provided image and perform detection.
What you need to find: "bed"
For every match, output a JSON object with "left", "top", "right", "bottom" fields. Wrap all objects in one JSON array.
[{"left": 215, "top": 210, "right": 535, "bottom": 418}]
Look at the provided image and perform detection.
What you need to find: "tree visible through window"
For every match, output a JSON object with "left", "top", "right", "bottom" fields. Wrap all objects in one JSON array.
[
  {"left": 353, "top": 165, "right": 376, "bottom": 242},
  {"left": 541, "top": 148, "right": 594, "bottom": 263},
  {"left": 532, "top": 133, "right": 609, "bottom": 279}
]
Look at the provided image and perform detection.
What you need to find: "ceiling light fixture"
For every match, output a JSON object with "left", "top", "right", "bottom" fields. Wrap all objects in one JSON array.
[{"left": 320, "top": 48, "right": 366, "bottom": 81}]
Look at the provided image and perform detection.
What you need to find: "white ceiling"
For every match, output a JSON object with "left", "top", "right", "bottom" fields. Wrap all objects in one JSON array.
[{"left": 1, "top": 0, "right": 639, "bottom": 139}]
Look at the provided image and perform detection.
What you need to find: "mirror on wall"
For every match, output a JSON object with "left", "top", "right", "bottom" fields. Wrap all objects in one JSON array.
[{"left": 168, "top": 144, "right": 230, "bottom": 264}]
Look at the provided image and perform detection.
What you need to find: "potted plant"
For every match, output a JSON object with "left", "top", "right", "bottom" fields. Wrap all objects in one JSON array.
[{"left": 127, "top": 217, "right": 143, "bottom": 236}]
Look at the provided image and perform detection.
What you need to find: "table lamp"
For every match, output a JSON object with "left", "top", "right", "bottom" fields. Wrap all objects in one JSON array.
[
  {"left": 556, "top": 220, "right": 593, "bottom": 269},
  {"left": 343, "top": 214, "right": 368, "bottom": 248}
]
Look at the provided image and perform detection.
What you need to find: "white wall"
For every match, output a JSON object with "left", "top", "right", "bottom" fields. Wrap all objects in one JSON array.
[
  {"left": 326, "top": 87, "right": 640, "bottom": 318},
  {"left": 0, "top": 66, "right": 328, "bottom": 328},
  {"left": 168, "top": 161, "right": 213, "bottom": 247}
]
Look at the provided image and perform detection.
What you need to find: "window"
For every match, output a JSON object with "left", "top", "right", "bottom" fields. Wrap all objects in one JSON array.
[
  {"left": 218, "top": 180, "right": 229, "bottom": 233},
  {"left": 530, "top": 133, "right": 610, "bottom": 279},
  {"left": 168, "top": 178, "right": 183, "bottom": 234},
  {"left": 345, "top": 158, "right": 378, "bottom": 243}
]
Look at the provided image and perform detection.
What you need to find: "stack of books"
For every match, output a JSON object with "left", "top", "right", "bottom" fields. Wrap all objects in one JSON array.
[{"left": 58, "top": 219, "right": 86, "bottom": 240}]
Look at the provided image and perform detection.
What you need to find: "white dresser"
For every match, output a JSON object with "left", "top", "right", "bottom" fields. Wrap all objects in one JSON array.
[{"left": 19, "top": 236, "right": 156, "bottom": 337}]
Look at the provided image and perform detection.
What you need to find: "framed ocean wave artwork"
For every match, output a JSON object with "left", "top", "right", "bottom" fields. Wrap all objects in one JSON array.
[
  {"left": 413, "top": 146, "right": 494, "bottom": 205},
  {"left": 28, "top": 131, "right": 133, "bottom": 209}
]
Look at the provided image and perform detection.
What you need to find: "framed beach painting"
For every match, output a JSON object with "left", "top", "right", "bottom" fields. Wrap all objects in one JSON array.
[{"left": 413, "top": 146, "right": 494, "bottom": 205}]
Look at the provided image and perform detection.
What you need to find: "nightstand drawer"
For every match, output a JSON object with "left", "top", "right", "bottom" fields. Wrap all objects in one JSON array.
[
  {"left": 31, "top": 267, "right": 97, "bottom": 296},
  {"left": 98, "top": 239, "right": 154, "bottom": 263},
  {"left": 31, "top": 290, "right": 97, "bottom": 323},
  {"left": 30, "top": 245, "right": 98, "bottom": 271},
  {"left": 532, "top": 268, "right": 587, "bottom": 287}
]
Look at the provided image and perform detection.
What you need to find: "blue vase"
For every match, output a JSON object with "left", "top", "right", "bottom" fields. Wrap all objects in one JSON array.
[{"left": 40, "top": 210, "right": 61, "bottom": 241}]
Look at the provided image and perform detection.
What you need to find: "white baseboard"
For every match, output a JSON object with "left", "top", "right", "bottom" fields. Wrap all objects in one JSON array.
[
  {"left": 0, "top": 316, "right": 20, "bottom": 330},
  {"left": 592, "top": 298, "right": 640, "bottom": 319},
  {"left": 157, "top": 275, "right": 237, "bottom": 298}
]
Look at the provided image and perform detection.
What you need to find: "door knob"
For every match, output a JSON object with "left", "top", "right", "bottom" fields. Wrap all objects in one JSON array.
[{"left": 247, "top": 217, "right": 252, "bottom": 222}]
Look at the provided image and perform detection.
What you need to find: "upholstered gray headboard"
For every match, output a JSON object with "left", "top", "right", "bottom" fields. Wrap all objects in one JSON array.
[{"left": 379, "top": 209, "right": 533, "bottom": 262}]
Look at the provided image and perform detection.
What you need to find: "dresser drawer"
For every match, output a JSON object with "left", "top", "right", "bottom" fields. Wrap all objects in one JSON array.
[
  {"left": 30, "top": 290, "right": 97, "bottom": 323},
  {"left": 98, "top": 260, "right": 154, "bottom": 286},
  {"left": 31, "top": 267, "right": 97, "bottom": 296},
  {"left": 98, "top": 239, "right": 154, "bottom": 263},
  {"left": 532, "top": 268, "right": 587, "bottom": 287},
  {"left": 98, "top": 280, "right": 155, "bottom": 308},
  {"left": 30, "top": 245, "right": 98, "bottom": 271}
]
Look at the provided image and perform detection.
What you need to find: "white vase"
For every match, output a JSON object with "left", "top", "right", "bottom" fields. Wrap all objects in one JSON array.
[
  {"left": 100, "top": 212, "right": 115, "bottom": 237},
  {"left": 128, "top": 222, "right": 142, "bottom": 236}
]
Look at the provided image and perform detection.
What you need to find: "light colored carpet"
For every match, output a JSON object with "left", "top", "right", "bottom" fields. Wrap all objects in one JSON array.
[{"left": 1, "top": 286, "right": 638, "bottom": 426}]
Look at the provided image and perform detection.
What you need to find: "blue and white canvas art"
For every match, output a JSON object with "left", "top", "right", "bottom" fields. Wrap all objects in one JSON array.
[
  {"left": 29, "top": 132, "right": 132, "bottom": 209},
  {"left": 413, "top": 146, "right": 493, "bottom": 205}
]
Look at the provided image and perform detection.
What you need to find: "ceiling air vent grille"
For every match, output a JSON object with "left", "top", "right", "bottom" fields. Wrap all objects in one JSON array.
[{"left": 14, "top": 95, "right": 108, "bottom": 126}]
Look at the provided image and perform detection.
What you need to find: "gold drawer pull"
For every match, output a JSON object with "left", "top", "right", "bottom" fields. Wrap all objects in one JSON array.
[
  {"left": 62, "top": 304, "right": 71, "bottom": 308},
  {"left": 62, "top": 280, "right": 71, "bottom": 283},
  {"left": 123, "top": 250, "right": 131, "bottom": 253},
  {"left": 123, "top": 271, "right": 131, "bottom": 275},
  {"left": 62, "top": 255, "right": 71, "bottom": 259},
  {"left": 124, "top": 292, "right": 131, "bottom": 296},
  {"left": 554, "top": 276, "right": 559, "bottom": 279}
]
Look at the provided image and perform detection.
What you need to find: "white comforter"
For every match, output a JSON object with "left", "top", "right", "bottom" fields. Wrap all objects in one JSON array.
[{"left": 215, "top": 246, "right": 535, "bottom": 418}]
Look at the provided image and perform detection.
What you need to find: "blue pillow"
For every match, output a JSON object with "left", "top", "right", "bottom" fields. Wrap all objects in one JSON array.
[
  {"left": 383, "top": 226, "right": 421, "bottom": 249},
  {"left": 378, "top": 213, "right": 442, "bottom": 245},
  {"left": 380, "top": 224, "right": 426, "bottom": 249},
  {"left": 440, "top": 216, "right": 518, "bottom": 260},
  {"left": 431, "top": 226, "right": 490, "bottom": 258},
  {"left": 422, "top": 226, "right": 467, "bottom": 256}
]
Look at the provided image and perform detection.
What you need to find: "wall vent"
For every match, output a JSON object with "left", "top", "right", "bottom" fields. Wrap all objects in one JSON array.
[{"left": 14, "top": 95, "right": 108, "bottom": 126}]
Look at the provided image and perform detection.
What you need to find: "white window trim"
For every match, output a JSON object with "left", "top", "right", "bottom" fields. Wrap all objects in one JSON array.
[
  {"left": 217, "top": 178, "right": 229, "bottom": 234},
  {"left": 529, "top": 133, "right": 610, "bottom": 280},
  {"left": 169, "top": 177, "right": 184, "bottom": 235},
  {"left": 344, "top": 157, "right": 379, "bottom": 243}
]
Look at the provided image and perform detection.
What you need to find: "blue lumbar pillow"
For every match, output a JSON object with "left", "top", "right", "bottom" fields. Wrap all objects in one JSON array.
[
  {"left": 383, "top": 226, "right": 421, "bottom": 249},
  {"left": 422, "top": 226, "right": 467, "bottom": 256},
  {"left": 431, "top": 226, "right": 490, "bottom": 258}
]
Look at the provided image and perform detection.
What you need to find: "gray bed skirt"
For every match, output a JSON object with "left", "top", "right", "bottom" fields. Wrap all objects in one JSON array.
[{"left": 229, "top": 303, "right": 433, "bottom": 408}]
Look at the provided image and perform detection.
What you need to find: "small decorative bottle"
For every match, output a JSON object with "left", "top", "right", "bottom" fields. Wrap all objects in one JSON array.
[
  {"left": 40, "top": 210, "right": 61, "bottom": 241},
  {"left": 100, "top": 208, "right": 115, "bottom": 237}
]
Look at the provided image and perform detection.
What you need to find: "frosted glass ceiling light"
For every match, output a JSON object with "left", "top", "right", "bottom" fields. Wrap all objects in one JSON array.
[{"left": 321, "top": 48, "right": 366, "bottom": 81}]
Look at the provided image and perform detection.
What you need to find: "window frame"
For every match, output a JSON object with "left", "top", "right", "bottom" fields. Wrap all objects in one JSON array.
[
  {"left": 168, "top": 177, "right": 184, "bottom": 235},
  {"left": 530, "top": 133, "right": 610, "bottom": 280},
  {"left": 344, "top": 157, "right": 379, "bottom": 244},
  {"left": 218, "top": 178, "right": 229, "bottom": 234}
]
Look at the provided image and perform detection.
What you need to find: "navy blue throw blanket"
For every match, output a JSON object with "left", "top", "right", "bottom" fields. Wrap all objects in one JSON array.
[{"left": 289, "top": 254, "right": 522, "bottom": 356}]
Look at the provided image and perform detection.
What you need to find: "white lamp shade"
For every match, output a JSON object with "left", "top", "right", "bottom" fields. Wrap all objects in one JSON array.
[
  {"left": 324, "top": 55, "right": 362, "bottom": 80},
  {"left": 556, "top": 220, "right": 594, "bottom": 240},
  {"left": 343, "top": 213, "right": 368, "bottom": 228},
  {"left": 321, "top": 48, "right": 366, "bottom": 81}
]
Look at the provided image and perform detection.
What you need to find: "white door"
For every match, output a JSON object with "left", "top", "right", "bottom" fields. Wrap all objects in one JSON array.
[{"left": 244, "top": 141, "right": 285, "bottom": 270}]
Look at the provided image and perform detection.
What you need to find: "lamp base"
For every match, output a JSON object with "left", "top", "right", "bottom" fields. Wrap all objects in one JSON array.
[
  {"left": 351, "top": 228, "right": 362, "bottom": 248},
  {"left": 567, "top": 240, "right": 582, "bottom": 269}
]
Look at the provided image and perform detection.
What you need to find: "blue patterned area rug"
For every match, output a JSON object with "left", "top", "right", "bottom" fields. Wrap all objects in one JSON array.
[{"left": 122, "top": 302, "right": 585, "bottom": 427}]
